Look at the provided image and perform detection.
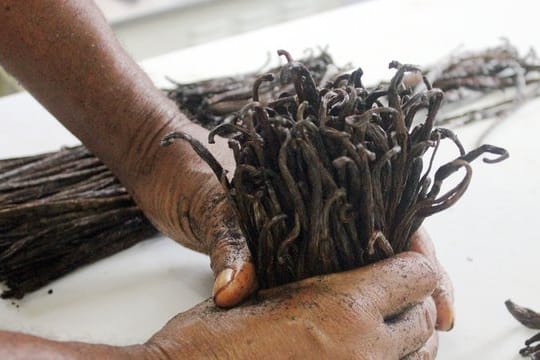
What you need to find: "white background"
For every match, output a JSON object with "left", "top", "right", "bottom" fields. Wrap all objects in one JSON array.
[{"left": 1, "top": 0, "right": 540, "bottom": 358}]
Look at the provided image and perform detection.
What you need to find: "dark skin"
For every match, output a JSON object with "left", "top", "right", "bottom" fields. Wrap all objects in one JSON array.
[
  {"left": 0, "top": 1, "right": 453, "bottom": 358},
  {"left": 0, "top": 249, "right": 444, "bottom": 360}
]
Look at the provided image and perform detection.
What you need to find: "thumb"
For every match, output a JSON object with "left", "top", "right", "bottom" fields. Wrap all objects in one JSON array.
[
  {"left": 158, "top": 130, "right": 257, "bottom": 307},
  {"left": 202, "top": 192, "right": 258, "bottom": 308}
]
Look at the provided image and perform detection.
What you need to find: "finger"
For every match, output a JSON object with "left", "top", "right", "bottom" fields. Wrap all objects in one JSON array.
[
  {"left": 325, "top": 252, "right": 437, "bottom": 318},
  {"left": 164, "top": 125, "right": 256, "bottom": 307},
  {"left": 366, "top": 252, "right": 437, "bottom": 318},
  {"left": 401, "top": 331, "right": 438, "bottom": 360},
  {"left": 204, "top": 192, "right": 258, "bottom": 308},
  {"left": 387, "top": 297, "right": 437, "bottom": 358},
  {"left": 410, "top": 228, "right": 455, "bottom": 331}
]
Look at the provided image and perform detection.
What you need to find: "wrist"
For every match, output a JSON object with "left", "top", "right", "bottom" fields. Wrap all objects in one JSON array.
[
  {"left": 116, "top": 100, "right": 190, "bottom": 182},
  {"left": 115, "top": 106, "right": 215, "bottom": 249}
]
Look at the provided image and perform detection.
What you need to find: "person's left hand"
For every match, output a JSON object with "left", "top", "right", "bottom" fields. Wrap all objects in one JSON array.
[{"left": 123, "top": 115, "right": 258, "bottom": 308}]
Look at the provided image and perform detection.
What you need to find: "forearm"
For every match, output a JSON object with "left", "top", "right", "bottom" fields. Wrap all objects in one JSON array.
[
  {"left": 0, "top": 1, "right": 213, "bottom": 237},
  {"left": 0, "top": 330, "right": 143, "bottom": 360},
  {"left": 0, "top": 1, "right": 179, "bottom": 171}
]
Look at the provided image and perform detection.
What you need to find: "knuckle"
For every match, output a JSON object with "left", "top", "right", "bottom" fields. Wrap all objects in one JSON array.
[
  {"left": 210, "top": 227, "right": 247, "bottom": 259},
  {"left": 387, "top": 252, "right": 437, "bottom": 295},
  {"left": 183, "top": 185, "right": 231, "bottom": 249},
  {"left": 209, "top": 225, "right": 250, "bottom": 273},
  {"left": 396, "top": 252, "right": 434, "bottom": 274},
  {"left": 404, "top": 252, "right": 438, "bottom": 288}
]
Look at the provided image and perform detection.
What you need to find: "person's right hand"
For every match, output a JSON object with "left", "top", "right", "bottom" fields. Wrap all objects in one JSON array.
[
  {"left": 141, "top": 251, "right": 441, "bottom": 359},
  {"left": 0, "top": 231, "right": 452, "bottom": 360}
]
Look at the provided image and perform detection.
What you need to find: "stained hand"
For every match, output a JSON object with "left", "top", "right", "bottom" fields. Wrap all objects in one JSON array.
[
  {"left": 143, "top": 252, "right": 441, "bottom": 359},
  {"left": 127, "top": 117, "right": 257, "bottom": 308}
]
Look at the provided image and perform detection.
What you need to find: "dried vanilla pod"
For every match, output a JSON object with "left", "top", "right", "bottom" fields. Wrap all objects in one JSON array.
[
  {"left": 506, "top": 300, "right": 540, "bottom": 359},
  {"left": 164, "top": 50, "right": 508, "bottom": 288},
  {"left": 422, "top": 41, "right": 540, "bottom": 128},
  {"left": 0, "top": 146, "right": 157, "bottom": 299}
]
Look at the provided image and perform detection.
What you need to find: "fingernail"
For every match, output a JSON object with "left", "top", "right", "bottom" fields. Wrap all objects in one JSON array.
[
  {"left": 213, "top": 263, "right": 257, "bottom": 308},
  {"left": 438, "top": 316, "right": 454, "bottom": 331},
  {"left": 213, "top": 268, "right": 235, "bottom": 299}
]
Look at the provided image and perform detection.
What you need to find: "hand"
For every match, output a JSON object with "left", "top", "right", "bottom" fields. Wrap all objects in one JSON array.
[
  {"left": 142, "top": 251, "right": 441, "bottom": 359},
  {"left": 126, "top": 116, "right": 258, "bottom": 308},
  {"left": 0, "top": 230, "right": 452, "bottom": 359}
]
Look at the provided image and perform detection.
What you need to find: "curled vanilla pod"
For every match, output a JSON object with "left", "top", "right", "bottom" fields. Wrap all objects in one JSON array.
[
  {"left": 506, "top": 300, "right": 540, "bottom": 359},
  {"left": 164, "top": 50, "right": 508, "bottom": 288}
]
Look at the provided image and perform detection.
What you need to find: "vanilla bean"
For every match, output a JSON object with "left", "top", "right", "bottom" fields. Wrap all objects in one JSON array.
[
  {"left": 506, "top": 300, "right": 540, "bottom": 330},
  {"left": 506, "top": 300, "right": 540, "bottom": 359},
  {"left": 165, "top": 50, "right": 508, "bottom": 287}
]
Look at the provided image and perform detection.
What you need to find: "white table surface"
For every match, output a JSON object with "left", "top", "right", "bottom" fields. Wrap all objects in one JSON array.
[
  {"left": 1, "top": 0, "right": 540, "bottom": 358},
  {"left": 95, "top": 0, "right": 216, "bottom": 25}
]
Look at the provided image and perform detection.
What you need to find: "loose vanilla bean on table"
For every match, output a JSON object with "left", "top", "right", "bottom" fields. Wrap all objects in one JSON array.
[
  {"left": 1, "top": 44, "right": 526, "bottom": 297},
  {"left": 505, "top": 300, "right": 540, "bottom": 359}
]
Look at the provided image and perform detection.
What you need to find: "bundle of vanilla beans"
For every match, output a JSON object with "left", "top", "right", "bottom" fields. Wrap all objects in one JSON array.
[
  {"left": 0, "top": 147, "right": 156, "bottom": 298},
  {"left": 0, "top": 42, "right": 531, "bottom": 298},
  {"left": 163, "top": 50, "right": 508, "bottom": 287}
]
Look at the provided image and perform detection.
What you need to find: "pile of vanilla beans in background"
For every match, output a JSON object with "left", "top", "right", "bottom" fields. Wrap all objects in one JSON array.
[
  {"left": 0, "top": 147, "right": 156, "bottom": 298},
  {"left": 1, "top": 42, "right": 538, "bottom": 298}
]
